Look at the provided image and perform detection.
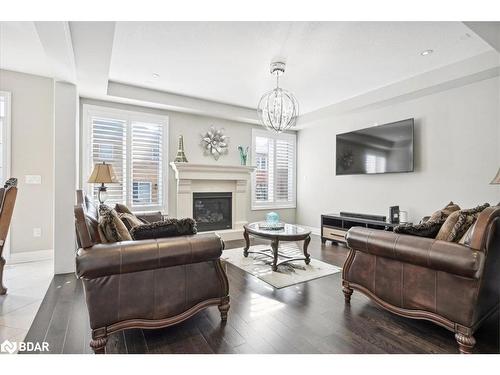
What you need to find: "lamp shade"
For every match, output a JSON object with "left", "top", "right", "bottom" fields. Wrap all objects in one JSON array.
[
  {"left": 490, "top": 168, "right": 500, "bottom": 184},
  {"left": 88, "top": 162, "right": 118, "bottom": 184}
]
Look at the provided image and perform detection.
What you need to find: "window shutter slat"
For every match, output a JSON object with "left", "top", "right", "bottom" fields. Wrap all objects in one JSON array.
[
  {"left": 131, "top": 121, "right": 163, "bottom": 209},
  {"left": 90, "top": 117, "right": 127, "bottom": 205},
  {"left": 252, "top": 130, "right": 295, "bottom": 209},
  {"left": 89, "top": 112, "right": 165, "bottom": 212}
]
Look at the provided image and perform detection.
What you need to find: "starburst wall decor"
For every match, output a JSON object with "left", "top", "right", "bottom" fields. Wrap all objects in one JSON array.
[{"left": 201, "top": 126, "right": 229, "bottom": 160}]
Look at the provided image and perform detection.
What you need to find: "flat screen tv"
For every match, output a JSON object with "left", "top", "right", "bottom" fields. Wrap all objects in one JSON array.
[{"left": 336, "top": 119, "right": 414, "bottom": 175}]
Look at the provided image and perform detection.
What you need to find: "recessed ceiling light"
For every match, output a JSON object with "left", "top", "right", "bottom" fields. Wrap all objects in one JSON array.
[
  {"left": 420, "top": 49, "right": 434, "bottom": 56},
  {"left": 152, "top": 73, "right": 160, "bottom": 79}
]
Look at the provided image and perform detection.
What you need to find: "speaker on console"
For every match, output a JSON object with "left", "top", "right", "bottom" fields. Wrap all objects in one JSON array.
[{"left": 389, "top": 206, "right": 400, "bottom": 224}]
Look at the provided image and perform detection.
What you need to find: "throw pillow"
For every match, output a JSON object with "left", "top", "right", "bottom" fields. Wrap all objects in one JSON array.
[
  {"left": 458, "top": 222, "right": 476, "bottom": 246},
  {"left": 435, "top": 211, "right": 461, "bottom": 241},
  {"left": 394, "top": 218, "right": 446, "bottom": 238},
  {"left": 98, "top": 205, "right": 132, "bottom": 243},
  {"left": 394, "top": 201, "right": 459, "bottom": 238},
  {"left": 428, "top": 201, "right": 461, "bottom": 222},
  {"left": 447, "top": 203, "right": 490, "bottom": 242},
  {"left": 130, "top": 218, "right": 197, "bottom": 241},
  {"left": 115, "top": 203, "right": 133, "bottom": 215},
  {"left": 119, "top": 212, "right": 144, "bottom": 231}
]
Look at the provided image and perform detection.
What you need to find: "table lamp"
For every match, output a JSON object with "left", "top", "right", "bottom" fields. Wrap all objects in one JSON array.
[{"left": 88, "top": 162, "right": 118, "bottom": 204}]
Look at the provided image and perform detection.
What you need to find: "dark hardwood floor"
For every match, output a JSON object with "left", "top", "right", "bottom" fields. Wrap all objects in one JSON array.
[{"left": 23, "top": 235, "right": 499, "bottom": 354}]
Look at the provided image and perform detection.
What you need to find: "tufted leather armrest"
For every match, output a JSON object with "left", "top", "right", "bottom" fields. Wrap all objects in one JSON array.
[
  {"left": 346, "top": 227, "right": 484, "bottom": 279},
  {"left": 76, "top": 233, "right": 223, "bottom": 279}
]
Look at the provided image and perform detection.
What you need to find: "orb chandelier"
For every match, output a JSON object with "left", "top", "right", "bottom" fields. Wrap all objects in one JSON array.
[{"left": 257, "top": 61, "right": 299, "bottom": 133}]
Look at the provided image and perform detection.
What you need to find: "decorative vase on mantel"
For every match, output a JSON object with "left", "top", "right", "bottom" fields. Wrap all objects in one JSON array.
[{"left": 238, "top": 145, "right": 249, "bottom": 166}]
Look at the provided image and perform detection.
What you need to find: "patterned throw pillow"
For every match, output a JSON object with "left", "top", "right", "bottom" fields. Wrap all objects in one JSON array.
[
  {"left": 458, "top": 222, "right": 476, "bottom": 246},
  {"left": 98, "top": 205, "right": 132, "bottom": 243},
  {"left": 435, "top": 210, "right": 461, "bottom": 241},
  {"left": 394, "top": 201, "right": 460, "bottom": 238},
  {"left": 447, "top": 203, "right": 490, "bottom": 243},
  {"left": 428, "top": 201, "right": 461, "bottom": 222},
  {"left": 130, "top": 218, "right": 197, "bottom": 240},
  {"left": 119, "top": 212, "right": 144, "bottom": 231},
  {"left": 115, "top": 203, "right": 133, "bottom": 215},
  {"left": 394, "top": 218, "right": 446, "bottom": 238}
]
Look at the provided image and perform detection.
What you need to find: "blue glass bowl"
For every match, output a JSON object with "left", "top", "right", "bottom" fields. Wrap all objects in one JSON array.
[{"left": 266, "top": 212, "right": 280, "bottom": 224}]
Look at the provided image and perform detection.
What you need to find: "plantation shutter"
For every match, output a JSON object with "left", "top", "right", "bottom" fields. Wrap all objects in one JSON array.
[
  {"left": 275, "top": 138, "right": 295, "bottom": 203},
  {"left": 87, "top": 107, "right": 166, "bottom": 211},
  {"left": 254, "top": 136, "right": 274, "bottom": 203},
  {"left": 252, "top": 129, "right": 296, "bottom": 209},
  {"left": 90, "top": 116, "right": 127, "bottom": 205},
  {"left": 131, "top": 121, "right": 163, "bottom": 209}
]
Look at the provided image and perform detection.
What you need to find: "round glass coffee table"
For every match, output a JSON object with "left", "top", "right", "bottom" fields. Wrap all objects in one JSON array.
[{"left": 243, "top": 222, "right": 312, "bottom": 272}]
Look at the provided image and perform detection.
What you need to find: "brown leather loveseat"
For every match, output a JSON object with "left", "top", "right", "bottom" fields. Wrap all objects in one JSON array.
[
  {"left": 343, "top": 206, "right": 500, "bottom": 354},
  {"left": 74, "top": 191, "right": 230, "bottom": 353}
]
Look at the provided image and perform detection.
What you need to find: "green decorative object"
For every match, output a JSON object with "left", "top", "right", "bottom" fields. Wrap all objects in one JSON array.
[{"left": 238, "top": 145, "right": 249, "bottom": 166}]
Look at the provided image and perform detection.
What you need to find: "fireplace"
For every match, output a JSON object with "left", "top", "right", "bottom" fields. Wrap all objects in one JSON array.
[{"left": 193, "top": 192, "right": 232, "bottom": 232}]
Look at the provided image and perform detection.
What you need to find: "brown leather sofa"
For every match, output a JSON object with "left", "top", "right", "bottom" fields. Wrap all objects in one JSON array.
[
  {"left": 74, "top": 190, "right": 230, "bottom": 353},
  {"left": 343, "top": 206, "right": 500, "bottom": 354}
]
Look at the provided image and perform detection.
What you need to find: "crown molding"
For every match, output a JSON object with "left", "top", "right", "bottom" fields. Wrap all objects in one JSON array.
[
  {"left": 297, "top": 51, "right": 500, "bottom": 129},
  {"left": 107, "top": 81, "right": 260, "bottom": 125}
]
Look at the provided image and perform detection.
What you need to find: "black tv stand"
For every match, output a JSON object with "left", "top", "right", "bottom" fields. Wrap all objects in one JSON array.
[{"left": 321, "top": 213, "right": 398, "bottom": 244}]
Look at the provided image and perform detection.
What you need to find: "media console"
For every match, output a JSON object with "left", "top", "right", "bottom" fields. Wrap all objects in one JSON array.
[{"left": 321, "top": 213, "right": 398, "bottom": 244}]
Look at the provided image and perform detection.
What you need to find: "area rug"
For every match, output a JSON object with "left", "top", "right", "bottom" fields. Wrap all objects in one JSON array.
[{"left": 221, "top": 244, "right": 341, "bottom": 289}]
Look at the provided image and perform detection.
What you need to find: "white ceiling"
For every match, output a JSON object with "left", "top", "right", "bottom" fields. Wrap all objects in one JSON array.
[
  {"left": 0, "top": 21, "right": 496, "bottom": 116},
  {"left": 109, "top": 22, "right": 492, "bottom": 113},
  {"left": 0, "top": 22, "right": 51, "bottom": 77}
]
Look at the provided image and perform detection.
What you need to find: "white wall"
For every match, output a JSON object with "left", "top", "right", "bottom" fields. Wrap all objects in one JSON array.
[
  {"left": 0, "top": 69, "right": 54, "bottom": 254},
  {"left": 79, "top": 98, "right": 296, "bottom": 224},
  {"left": 296, "top": 76, "right": 500, "bottom": 228},
  {"left": 54, "top": 81, "right": 78, "bottom": 274}
]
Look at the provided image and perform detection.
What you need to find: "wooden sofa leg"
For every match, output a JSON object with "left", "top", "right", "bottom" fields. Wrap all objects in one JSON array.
[
  {"left": 90, "top": 329, "right": 108, "bottom": 354},
  {"left": 0, "top": 256, "right": 7, "bottom": 295},
  {"left": 218, "top": 296, "right": 230, "bottom": 322},
  {"left": 455, "top": 333, "right": 476, "bottom": 354},
  {"left": 342, "top": 285, "right": 353, "bottom": 304},
  {"left": 90, "top": 337, "right": 108, "bottom": 354}
]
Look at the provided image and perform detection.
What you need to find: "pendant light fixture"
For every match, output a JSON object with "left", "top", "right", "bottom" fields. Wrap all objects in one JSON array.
[{"left": 257, "top": 60, "right": 299, "bottom": 133}]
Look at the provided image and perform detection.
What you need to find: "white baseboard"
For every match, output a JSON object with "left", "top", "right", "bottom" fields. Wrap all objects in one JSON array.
[
  {"left": 7, "top": 249, "right": 54, "bottom": 265},
  {"left": 298, "top": 225, "right": 321, "bottom": 236},
  {"left": 210, "top": 229, "right": 245, "bottom": 242}
]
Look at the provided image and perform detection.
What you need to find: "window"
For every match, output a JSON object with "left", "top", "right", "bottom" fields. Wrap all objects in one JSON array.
[
  {"left": 83, "top": 105, "right": 168, "bottom": 212},
  {"left": 251, "top": 129, "right": 296, "bottom": 209},
  {"left": 133, "top": 181, "right": 152, "bottom": 205}
]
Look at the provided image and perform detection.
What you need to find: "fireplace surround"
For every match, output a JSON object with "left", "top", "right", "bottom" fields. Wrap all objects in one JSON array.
[{"left": 170, "top": 162, "right": 256, "bottom": 240}]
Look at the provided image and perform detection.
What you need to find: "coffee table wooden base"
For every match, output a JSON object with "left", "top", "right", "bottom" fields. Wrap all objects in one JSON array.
[{"left": 243, "top": 226, "right": 311, "bottom": 272}]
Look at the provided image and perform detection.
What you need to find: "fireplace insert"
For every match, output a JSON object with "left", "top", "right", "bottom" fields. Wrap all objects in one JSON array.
[{"left": 193, "top": 192, "right": 232, "bottom": 232}]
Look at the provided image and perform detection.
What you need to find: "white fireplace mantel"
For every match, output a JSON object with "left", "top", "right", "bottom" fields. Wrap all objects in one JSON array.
[
  {"left": 170, "top": 162, "right": 256, "bottom": 181},
  {"left": 169, "top": 162, "right": 256, "bottom": 240}
]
